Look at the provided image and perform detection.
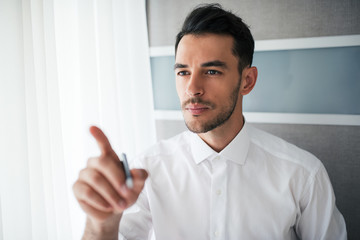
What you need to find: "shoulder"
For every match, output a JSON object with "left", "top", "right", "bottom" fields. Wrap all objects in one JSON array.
[{"left": 246, "top": 124, "right": 322, "bottom": 174}]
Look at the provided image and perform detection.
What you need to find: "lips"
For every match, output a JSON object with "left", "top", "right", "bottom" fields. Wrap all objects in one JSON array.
[{"left": 185, "top": 104, "right": 210, "bottom": 115}]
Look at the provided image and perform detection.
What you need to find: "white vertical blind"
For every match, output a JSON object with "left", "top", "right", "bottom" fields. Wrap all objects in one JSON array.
[{"left": 0, "top": 0, "right": 156, "bottom": 239}]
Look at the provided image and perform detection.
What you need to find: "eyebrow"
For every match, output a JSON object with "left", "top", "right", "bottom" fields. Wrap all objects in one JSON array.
[
  {"left": 174, "top": 60, "right": 228, "bottom": 70},
  {"left": 174, "top": 63, "right": 188, "bottom": 70},
  {"left": 201, "top": 60, "right": 228, "bottom": 69}
]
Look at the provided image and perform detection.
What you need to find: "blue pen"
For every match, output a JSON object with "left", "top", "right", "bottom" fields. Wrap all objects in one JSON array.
[{"left": 120, "top": 153, "right": 133, "bottom": 188}]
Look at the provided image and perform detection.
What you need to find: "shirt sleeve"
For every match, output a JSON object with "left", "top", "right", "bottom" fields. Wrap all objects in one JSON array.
[
  {"left": 295, "top": 163, "right": 347, "bottom": 240},
  {"left": 118, "top": 186, "right": 153, "bottom": 240},
  {"left": 118, "top": 156, "right": 153, "bottom": 240}
]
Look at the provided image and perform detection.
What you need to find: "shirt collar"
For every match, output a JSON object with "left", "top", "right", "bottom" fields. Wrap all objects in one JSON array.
[
  {"left": 190, "top": 121, "right": 250, "bottom": 165},
  {"left": 190, "top": 131, "right": 217, "bottom": 164}
]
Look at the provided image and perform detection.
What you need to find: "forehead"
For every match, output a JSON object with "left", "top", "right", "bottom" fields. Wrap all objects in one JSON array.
[{"left": 176, "top": 34, "right": 237, "bottom": 64}]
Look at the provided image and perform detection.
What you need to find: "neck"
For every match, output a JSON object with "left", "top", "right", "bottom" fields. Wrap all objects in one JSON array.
[{"left": 198, "top": 110, "right": 244, "bottom": 152}]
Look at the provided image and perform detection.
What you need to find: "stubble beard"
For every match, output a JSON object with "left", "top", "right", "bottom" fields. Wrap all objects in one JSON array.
[{"left": 182, "top": 80, "right": 241, "bottom": 134}]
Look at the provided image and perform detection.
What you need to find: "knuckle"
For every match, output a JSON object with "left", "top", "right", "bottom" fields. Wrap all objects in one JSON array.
[
  {"left": 72, "top": 181, "right": 80, "bottom": 195},
  {"left": 88, "top": 170, "right": 103, "bottom": 183},
  {"left": 87, "top": 156, "right": 99, "bottom": 167},
  {"left": 78, "top": 168, "right": 87, "bottom": 178},
  {"left": 97, "top": 156, "right": 108, "bottom": 166},
  {"left": 88, "top": 155, "right": 111, "bottom": 169},
  {"left": 72, "top": 180, "right": 79, "bottom": 190},
  {"left": 79, "top": 168, "right": 103, "bottom": 185},
  {"left": 86, "top": 157, "right": 94, "bottom": 165}
]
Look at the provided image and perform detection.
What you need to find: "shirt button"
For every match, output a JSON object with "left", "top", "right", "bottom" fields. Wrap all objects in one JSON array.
[
  {"left": 216, "top": 189, "right": 222, "bottom": 195},
  {"left": 214, "top": 156, "right": 220, "bottom": 161},
  {"left": 214, "top": 231, "right": 219, "bottom": 237}
]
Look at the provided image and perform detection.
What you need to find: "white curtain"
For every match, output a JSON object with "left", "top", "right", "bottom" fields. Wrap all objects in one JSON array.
[{"left": 0, "top": 0, "right": 156, "bottom": 239}]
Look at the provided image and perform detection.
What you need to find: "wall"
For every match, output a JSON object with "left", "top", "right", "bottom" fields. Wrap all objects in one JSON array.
[{"left": 147, "top": 0, "right": 360, "bottom": 46}]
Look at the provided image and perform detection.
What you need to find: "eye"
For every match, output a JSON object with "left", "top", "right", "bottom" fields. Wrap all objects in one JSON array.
[
  {"left": 206, "top": 70, "right": 221, "bottom": 75},
  {"left": 177, "top": 71, "right": 189, "bottom": 76}
]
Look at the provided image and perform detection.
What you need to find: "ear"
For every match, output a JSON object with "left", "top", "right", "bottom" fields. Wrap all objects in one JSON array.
[{"left": 239, "top": 66, "right": 257, "bottom": 95}]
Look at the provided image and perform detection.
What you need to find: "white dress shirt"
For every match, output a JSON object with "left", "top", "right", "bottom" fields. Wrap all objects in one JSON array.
[{"left": 119, "top": 122, "right": 346, "bottom": 240}]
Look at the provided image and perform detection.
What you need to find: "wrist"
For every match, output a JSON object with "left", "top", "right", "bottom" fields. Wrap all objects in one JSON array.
[{"left": 83, "top": 214, "right": 122, "bottom": 240}]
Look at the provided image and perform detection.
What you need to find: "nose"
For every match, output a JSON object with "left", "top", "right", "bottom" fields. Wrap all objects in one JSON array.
[{"left": 185, "top": 73, "right": 204, "bottom": 97}]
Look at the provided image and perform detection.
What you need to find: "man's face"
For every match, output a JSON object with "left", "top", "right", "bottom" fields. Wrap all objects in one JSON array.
[{"left": 175, "top": 33, "right": 242, "bottom": 133}]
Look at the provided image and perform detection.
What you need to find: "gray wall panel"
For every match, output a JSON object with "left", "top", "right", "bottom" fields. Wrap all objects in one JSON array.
[
  {"left": 147, "top": 0, "right": 360, "bottom": 46},
  {"left": 150, "top": 56, "right": 179, "bottom": 110},
  {"left": 150, "top": 46, "right": 360, "bottom": 114}
]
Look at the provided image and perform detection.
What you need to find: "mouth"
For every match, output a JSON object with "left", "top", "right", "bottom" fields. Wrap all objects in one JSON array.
[{"left": 184, "top": 104, "right": 210, "bottom": 115}]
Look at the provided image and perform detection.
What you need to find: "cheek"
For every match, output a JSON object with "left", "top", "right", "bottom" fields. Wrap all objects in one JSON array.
[
  {"left": 207, "top": 82, "right": 226, "bottom": 97},
  {"left": 212, "top": 84, "right": 237, "bottom": 102}
]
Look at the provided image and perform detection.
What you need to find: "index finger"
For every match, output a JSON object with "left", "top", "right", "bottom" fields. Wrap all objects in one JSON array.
[{"left": 89, "top": 126, "right": 116, "bottom": 156}]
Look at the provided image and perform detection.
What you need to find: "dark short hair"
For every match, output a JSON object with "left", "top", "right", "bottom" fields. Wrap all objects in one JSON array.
[{"left": 175, "top": 3, "right": 254, "bottom": 74}]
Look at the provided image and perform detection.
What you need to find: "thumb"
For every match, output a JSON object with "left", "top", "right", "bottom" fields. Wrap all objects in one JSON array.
[
  {"left": 130, "top": 169, "right": 148, "bottom": 192},
  {"left": 131, "top": 168, "right": 148, "bottom": 181}
]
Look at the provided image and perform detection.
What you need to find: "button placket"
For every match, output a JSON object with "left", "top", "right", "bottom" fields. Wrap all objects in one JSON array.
[{"left": 210, "top": 156, "right": 227, "bottom": 240}]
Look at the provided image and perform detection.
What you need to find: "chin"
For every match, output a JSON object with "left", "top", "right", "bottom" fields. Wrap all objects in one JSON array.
[
  {"left": 184, "top": 119, "right": 215, "bottom": 134},
  {"left": 184, "top": 120, "right": 203, "bottom": 133}
]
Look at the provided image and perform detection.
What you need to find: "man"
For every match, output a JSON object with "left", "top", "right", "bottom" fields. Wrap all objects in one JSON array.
[{"left": 73, "top": 4, "right": 347, "bottom": 240}]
